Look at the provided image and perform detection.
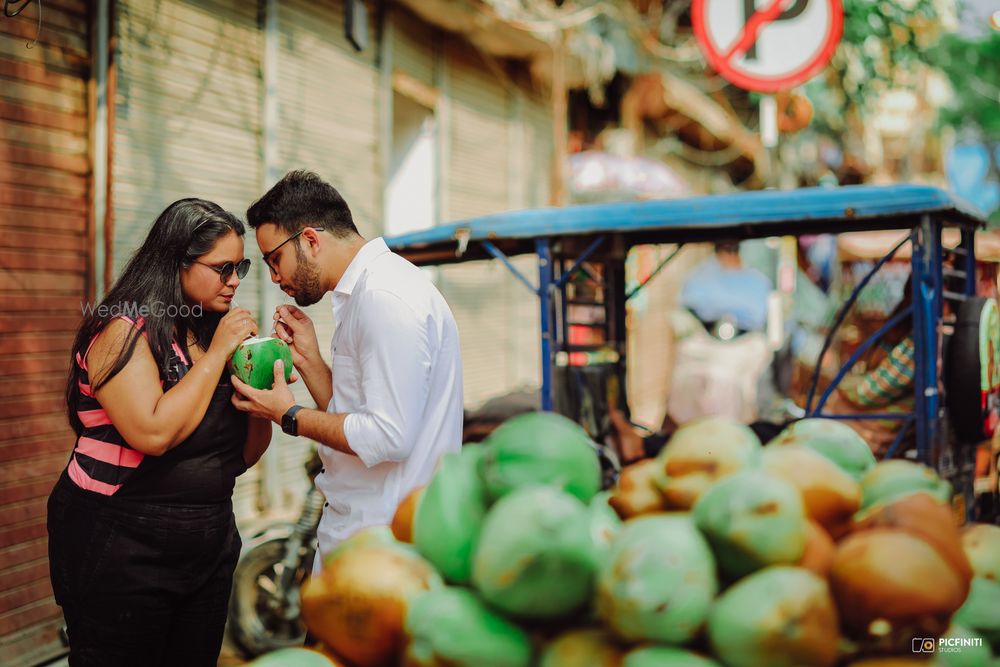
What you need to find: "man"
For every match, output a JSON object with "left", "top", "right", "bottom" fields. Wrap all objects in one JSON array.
[
  {"left": 669, "top": 240, "right": 774, "bottom": 425},
  {"left": 680, "top": 240, "right": 771, "bottom": 335},
  {"left": 230, "top": 170, "right": 463, "bottom": 570}
]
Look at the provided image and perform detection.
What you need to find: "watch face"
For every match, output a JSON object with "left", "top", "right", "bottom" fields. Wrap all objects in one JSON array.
[{"left": 282, "top": 413, "right": 295, "bottom": 435}]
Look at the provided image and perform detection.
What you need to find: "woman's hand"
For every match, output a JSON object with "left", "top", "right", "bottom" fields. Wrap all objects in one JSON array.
[
  {"left": 273, "top": 305, "right": 321, "bottom": 368},
  {"left": 209, "top": 307, "right": 258, "bottom": 358}
]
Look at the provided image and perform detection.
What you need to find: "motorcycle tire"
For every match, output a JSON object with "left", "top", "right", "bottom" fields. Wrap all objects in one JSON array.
[{"left": 227, "top": 536, "right": 313, "bottom": 657}]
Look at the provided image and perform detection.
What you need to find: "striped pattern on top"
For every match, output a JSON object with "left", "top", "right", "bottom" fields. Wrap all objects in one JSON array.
[
  {"left": 843, "top": 335, "right": 916, "bottom": 409},
  {"left": 67, "top": 316, "right": 189, "bottom": 496}
]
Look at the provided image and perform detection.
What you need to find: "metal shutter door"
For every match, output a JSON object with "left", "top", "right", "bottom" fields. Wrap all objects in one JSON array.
[
  {"left": 272, "top": 0, "right": 381, "bottom": 507},
  {"left": 0, "top": 1, "right": 90, "bottom": 663},
  {"left": 113, "top": 0, "right": 264, "bottom": 521}
]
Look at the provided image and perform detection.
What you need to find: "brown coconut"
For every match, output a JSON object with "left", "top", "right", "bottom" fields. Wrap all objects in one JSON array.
[
  {"left": 609, "top": 459, "right": 665, "bottom": 519},
  {"left": 798, "top": 520, "right": 836, "bottom": 578},
  {"left": 301, "top": 545, "right": 441, "bottom": 667},
  {"left": 391, "top": 486, "right": 425, "bottom": 543},
  {"left": 852, "top": 491, "right": 973, "bottom": 584},
  {"left": 830, "top": 528, "right": 971, "bottom": 645},
  {"left": 762, "top": 444, "right": 862, "bottom": 538},
  {"left": 653, "top": 417, "right": 761, "bottom": 510}
]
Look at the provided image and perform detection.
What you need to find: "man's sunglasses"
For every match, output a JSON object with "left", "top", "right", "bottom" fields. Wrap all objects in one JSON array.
[
  {"left": 262, "top": 227, "right": 324, "bottom": 273},
  {"left": 194, "top": 258, "right": 252, "bottom": 284}
]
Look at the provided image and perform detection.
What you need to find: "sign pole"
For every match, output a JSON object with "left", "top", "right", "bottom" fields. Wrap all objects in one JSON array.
[{"left": 759, "top": 93, "right": 779, "bottom": 187}]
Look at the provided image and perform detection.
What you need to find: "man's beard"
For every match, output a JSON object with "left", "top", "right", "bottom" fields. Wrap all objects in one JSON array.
[{"left": 291, "top": 248, "right": 324, "bottom": 307}]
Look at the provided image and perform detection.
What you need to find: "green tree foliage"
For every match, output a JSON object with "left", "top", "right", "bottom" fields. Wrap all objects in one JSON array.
[
  {"left": 808, "top": 0, "right": 944, "bottom": 134},
  {"left": 931, "top": 30, "right": 1000, "bottom": 141},
  {"left": 931, "top": 29, "right": 1000, "bottom": 223}
]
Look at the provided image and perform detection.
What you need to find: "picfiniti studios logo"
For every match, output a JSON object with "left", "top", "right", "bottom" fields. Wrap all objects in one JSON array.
[{"left": 913, "top": 636, "right": 985, "bottom": 654}]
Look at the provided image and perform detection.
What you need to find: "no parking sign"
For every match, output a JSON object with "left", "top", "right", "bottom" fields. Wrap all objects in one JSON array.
[{"left": 692, "top": 0, "right": 844, "bottom": 93}]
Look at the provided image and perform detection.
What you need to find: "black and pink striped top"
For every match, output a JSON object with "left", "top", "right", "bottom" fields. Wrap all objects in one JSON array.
[{"left": 68, "top": 316, "right": 190, "bottom": 496}]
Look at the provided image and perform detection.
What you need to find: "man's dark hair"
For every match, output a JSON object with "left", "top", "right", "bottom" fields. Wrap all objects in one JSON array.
[{"left": 246, "top": 170, "right": 359, "bottom": 238}]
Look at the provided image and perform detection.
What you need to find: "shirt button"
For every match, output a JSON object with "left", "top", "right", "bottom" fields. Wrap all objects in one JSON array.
[
  {"left": 324, "top": 502, "right": 329, "bottom": 508},
  {"left": 321, "top": 468, "right": 326, "bottom": 474}
]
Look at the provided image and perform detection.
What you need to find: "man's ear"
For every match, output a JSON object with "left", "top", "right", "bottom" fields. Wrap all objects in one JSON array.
[{"left": 303, "top": 227, "right": 323, "bottom": 257}]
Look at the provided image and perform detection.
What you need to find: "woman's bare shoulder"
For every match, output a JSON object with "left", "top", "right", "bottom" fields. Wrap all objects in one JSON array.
[{"left": 87, "top": 318, "right": 155, "bottom": 384}]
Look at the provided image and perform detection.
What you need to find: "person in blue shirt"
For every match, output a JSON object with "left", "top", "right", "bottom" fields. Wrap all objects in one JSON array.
[
  {"left": 680, "top": 240, "right": 772, "bottom": 334},
  {"left": 610, "top": 241, "right": 776, "bottom": 463}
]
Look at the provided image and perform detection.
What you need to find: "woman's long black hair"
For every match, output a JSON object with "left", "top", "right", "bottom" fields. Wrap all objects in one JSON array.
[{"left": 66, "top": 198, "right": 246, "bottom": 435}]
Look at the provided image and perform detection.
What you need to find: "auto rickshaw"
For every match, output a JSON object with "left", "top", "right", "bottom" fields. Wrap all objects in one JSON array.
[{"left": 386, "top": 184, "right": 999, "bottom": 522}]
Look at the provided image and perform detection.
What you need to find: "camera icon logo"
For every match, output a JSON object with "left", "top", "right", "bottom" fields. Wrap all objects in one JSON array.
[{"left": 912, "top": 638, "right": 936, "bottom": 653}]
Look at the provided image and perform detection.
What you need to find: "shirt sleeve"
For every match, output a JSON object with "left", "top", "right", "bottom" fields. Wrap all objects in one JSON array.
[
  {"left": 342, "top": 289, "right": 433, "bottom": 468},
  {"left": 841, "top": 335, "right": 916, "bottom": 409}
]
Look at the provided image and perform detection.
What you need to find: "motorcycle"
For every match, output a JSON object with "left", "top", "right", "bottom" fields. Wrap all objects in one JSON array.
[{"left": 227, "top": 450, "right": 324, "bottom": 657}]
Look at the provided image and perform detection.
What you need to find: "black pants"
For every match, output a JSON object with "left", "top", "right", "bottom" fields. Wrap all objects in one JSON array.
[{"left": 47, "top": 473, "right": 241, "bottom": 667}]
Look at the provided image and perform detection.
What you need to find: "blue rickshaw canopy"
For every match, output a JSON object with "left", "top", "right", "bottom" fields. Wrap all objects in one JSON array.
[{"left": 386, "top": 184, "right": 985, "bottom": 264}]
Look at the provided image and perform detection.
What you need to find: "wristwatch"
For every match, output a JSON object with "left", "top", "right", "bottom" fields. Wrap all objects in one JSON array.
[{"left": 281, "top": 405, "right": 305, "bottom": 436}]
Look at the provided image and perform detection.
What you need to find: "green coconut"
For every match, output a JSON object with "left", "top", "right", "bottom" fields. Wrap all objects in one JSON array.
[
  {"left": 938, "top": 624, "right": 994, "bottom": 667},
  {"left": 472, "top": 486, "right": 598, "bottom": 620},
  {"left": 707, "top": 566, "right": 840, "bottom": 667},
  {"left": 767, "top": 418, "right": 877, "bottom": 480},
  {"left": 692, "top": 470, "right": 808, "bottom": 579},
  {"left": 596, "top": 514, "right": 718, "bottom": 644},
  {"left": 404, "top": 587, "right": 533, "bottom": 667},
  {"left": 538, "top": 628, "right": 625, "bottom": 667},
  {"left": 653, "top": 416, "right": 762, "bottom": 510},
  {"left": 860, "top": 460, "right": 953, "bottom": 511},
  {"left": 229, "top": 336, "right": 294, "bottom": 390},
  {"left": 623, "top": 646, "right": 721, "bottom": 667},
  {"left": 963, "top": 524, "right": 1000, "bottom": 582},
  {"left": 954, "top": 577, "right": 1000, "bottom": 649},
  {"left": 249, "top": 648, "right": 342, "bottom": 667},
  {"left": 479, "top": 412, "right": 602, "bottom": 503},
  {"left": 413, "top": 447, "right": 490, "bottom": 584},
  {"left": 587, "top": 491, "right": 622, "bottom": 565},
  {"left": 324, "top": 525, "right": 400, "bottom": 566}
]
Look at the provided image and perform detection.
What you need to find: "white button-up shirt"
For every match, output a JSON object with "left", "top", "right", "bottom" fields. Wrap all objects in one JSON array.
[{"left": 313, "top": 237, "right": 463, "bottom": 569}]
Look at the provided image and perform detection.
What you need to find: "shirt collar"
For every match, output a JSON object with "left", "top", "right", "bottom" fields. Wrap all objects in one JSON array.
[{"left": 333, "top": 237, "right": 390, "bottom": 298}]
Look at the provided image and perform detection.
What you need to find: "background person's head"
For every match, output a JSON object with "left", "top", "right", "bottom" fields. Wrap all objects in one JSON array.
[
  {"left": 68, "top": 198, "right": 247, "bottom": 432},
  {"left": 714, "top": 239, "right": 742, "bottom": 268},
  {"left": 246, "top": 170, "right": 362, "bottom": 307}
]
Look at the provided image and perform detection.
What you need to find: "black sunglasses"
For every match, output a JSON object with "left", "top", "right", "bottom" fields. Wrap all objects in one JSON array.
[
  {"left": 262, "top": 227, "right": 324, "bottom": 273},
  {"left": 194, "top": 258, "right": 251, "bottom": 284}
]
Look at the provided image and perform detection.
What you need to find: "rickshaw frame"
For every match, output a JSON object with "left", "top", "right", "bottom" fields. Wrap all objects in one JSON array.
[{"left": 386, "top": 184, "right": 987, "bottom": 479}]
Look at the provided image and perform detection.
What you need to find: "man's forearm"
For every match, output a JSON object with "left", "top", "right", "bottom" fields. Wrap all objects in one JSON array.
[
  {"left": 298, "top": 357, "right": 333, "bottom": 411},
  {"left": 297, "top": 409, "right": 356, "bottom": 457}
]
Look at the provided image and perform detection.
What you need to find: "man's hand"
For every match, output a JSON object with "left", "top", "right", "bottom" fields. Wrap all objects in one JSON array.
[
  {"left": 273, "top": 305, "right": 322, "bottom": 369},
  {"left": 232, "top": 360, "right": 299, "bottom": 423}
]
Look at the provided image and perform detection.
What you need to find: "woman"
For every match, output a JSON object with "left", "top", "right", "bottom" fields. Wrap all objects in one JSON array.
[{"left": 47, "top": 199, "right": 275, "bottom": 666}]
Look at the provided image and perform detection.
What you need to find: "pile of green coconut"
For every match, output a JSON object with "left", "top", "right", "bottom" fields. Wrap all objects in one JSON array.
[{"left": 249, "top": 413, "right": 1000, "bottom": 667}]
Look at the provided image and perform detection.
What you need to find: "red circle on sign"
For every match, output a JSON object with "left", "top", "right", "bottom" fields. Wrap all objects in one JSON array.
[{"left": 692, "top": 0, "right": 843, "bottom": 93}]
